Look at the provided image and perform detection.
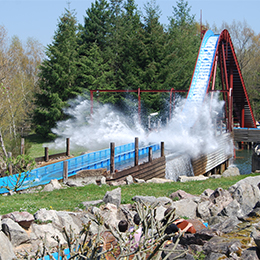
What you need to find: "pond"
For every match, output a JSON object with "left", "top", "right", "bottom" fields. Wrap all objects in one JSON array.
[{"left": 233, "top": 148, "right": 253, "bottom": 175}]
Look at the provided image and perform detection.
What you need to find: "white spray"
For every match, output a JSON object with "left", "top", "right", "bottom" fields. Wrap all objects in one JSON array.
[{"left": 47, "top": 92, "right": 231, "bottom": 159}]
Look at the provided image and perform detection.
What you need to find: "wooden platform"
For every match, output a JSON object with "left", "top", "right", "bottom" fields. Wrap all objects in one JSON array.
[{"left": 233, "top": 128, "right": 260, "bottom": 143}]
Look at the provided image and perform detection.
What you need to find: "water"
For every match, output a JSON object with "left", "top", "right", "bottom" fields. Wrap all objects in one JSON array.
[{"left": 233, "top": 148, "right": 253, "bottom": 175}]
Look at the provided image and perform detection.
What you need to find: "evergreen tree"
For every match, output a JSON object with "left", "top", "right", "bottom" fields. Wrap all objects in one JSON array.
[
  {"left": 136, "top": 0, "right": 168, "bottom": 113},
  {"left": 164, "top": 0, "right": 200, "bottom": 92},
  {"left": 79, "top": 0, "right": 110, "bottom": 51},
  {"left": 33, "top": 9, "right": 80, "bottom": 138}
]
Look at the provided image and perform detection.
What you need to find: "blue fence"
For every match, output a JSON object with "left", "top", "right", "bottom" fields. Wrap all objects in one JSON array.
[{"left": 0, "top": 142, "right": 160, "bottom": 194}]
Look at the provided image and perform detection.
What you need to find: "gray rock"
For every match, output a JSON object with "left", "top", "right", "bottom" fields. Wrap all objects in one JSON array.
[
  {"left": 146, "top": 178, "right": 173, "bottom": 184},
  {"left": 228, "top": 177, "right": 260, "bottom": 216},
  {"left": 0, "top": 231, "right": 16, "bottom": 260},
  {"left": 178, "top": 175, "right": 208, "bottom": 182},
  {"left": 171, "top": 198, "right": 197, "bottom": 219},
  {"left": 240, "top": 247, "right": 260, "bottom": 260},
  {"left": 126, "top": 175, "right": 134, "bottom": 185},
  {"left": 209, "top": 217, "right": 242, "bottom": 234},
  {"left": 100, "top": 176, "right": 106, "bottom": 185},
  {"left": 169, "top": 190, "right": 196, "bottom": 200},
  {"left": 2, "top": 211, "right": 34, "bottom": 229},
  {"left": 156, "top": 197, "right": 173, "bottom": 207},
  {"left": 202, "top": 236, "right": 241, "bottom": 256},
  {"left": 132, "top": 195, "right": 157, "bottom": 205},
  {"left": 100, "top": 203, "right": 124, "bottom": 228},
  {"left": 218, "top": 199, "right": 243, "bottom": 218},
  {"left": 222, "top": 165, "right": 240, "bottom": 177},
  {"left": 56, "top": 211, "right": 82, "bottom": 235},
  {"left": 42, "top": 179, "right": 62, "bottom": 192},
  {"left": 31, "top": 222, "right": 66, "bottom": 247},
  {"left": 204, "top": 252, "right": 227, "bottom": 260},
  {"left": 2, "top": 218, "right": 30, "bottom": 247},
  {"left": 134, "top": 178, "right": 145, "bottom": 183},
  {"left": 34, "top": 208, "right": 61, "bottom": 228},
  {"left": 82, "top": 200, "right": 103, "bottom": 208},
  {"left": 66, "top": 179, "right": 84, "bottom": 187},
  {"left": 103, "top": 187, "right": 121, "bottom": 207}
]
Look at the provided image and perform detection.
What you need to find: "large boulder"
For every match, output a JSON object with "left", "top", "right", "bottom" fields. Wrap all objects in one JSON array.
[
  {"left": 2, "top": 211, "right": 34, "bottom": 229},
  {"left": 2, "top": 218, "right": 30, "bottom": 247},
  {"left": 0, "top": 231, "right": 16, "bottom": 260},
  {"left": 228, "top": 176, "right": 260, "bottom": 216}
]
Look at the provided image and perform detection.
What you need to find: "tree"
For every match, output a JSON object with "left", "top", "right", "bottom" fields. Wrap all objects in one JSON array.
[
  {"left": 34, "top": 8, "right": 81, "bottom": 138},
  {"left": 164, "top": 0, "right": 200, "bottom": 92},
  {"left": 0, "top": 26, "right": 43, "bottom": 156}
]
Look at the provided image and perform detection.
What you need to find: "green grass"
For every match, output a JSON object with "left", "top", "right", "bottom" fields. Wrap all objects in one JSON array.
[
  {"left": 25, "top": 133, "right": 89, "bottom": 158},
  {"left": 1, "top": 172, "right": 259, "bottom": 215}
]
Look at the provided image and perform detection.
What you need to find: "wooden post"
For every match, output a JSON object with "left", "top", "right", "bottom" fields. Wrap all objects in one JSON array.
[
  {"left": 66, "top": 138, "right": 70, "bottom": 156},
  {"left": 45, "top": 147, "right": 49, "bottom": 162},
  {"left": 63, "top": 161, "right": 68, "bottom": 183},
  {"left": 8, "top": 152, "right": 12, "bottom": 175},
  {"left": 135, "top": 137, "right": 139, "bottom": 166},
  {"left": 21, "top": 138, "right": 25, "bottom": 155},
  {"left": 148, "top": 147, "right": 153, "bottom": 162},
  {"left": 110, "top": 142, "right": 115, "bottom": 174},
  {"left": 161, "top": 141, "right": 165, "bottom": 157}
]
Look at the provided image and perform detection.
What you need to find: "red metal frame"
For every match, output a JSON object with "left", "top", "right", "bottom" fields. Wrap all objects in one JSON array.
[
  {"left": 202, "top": 29, "right": 256, "bottom": 130},
  {"left": 90, "top": 88, "right": 186, "bottom": 123}
]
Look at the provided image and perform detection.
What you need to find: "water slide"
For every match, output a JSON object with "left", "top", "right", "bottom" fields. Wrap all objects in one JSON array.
[{"left": 182, "top": 30, "right": 220, "bottom": 125}]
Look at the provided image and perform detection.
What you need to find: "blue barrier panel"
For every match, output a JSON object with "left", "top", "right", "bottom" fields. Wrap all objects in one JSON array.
[{"left": 0, "top": 142, "right": 160, "bottom": 193}]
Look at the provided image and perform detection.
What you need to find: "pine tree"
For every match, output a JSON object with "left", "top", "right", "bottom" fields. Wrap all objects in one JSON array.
[
  {"left": 33, "top": 9, "right": 80, "bottom": 138},
  {"left": 164, "top": 0, "right": 200, "bottom": 92}
]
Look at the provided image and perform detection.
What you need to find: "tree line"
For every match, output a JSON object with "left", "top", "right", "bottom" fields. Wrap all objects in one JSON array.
[{"left": 1, "top": 0, "right": 260, "bottom": 156}]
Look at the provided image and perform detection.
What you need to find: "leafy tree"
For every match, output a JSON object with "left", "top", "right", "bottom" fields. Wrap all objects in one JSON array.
[{"left": 34, "top": 8, "right": 81, "bottom": 138}]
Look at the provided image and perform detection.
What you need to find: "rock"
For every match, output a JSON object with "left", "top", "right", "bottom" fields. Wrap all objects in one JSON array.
[
  {"left": 56, "top": 211, "right": 82, "bottom": 235},
  {"left": 2, "top": 211, "right": 34, "bottom": 229},
  {"left": 240, "top": 247, "right": 260, "bottom": 260},
  {"left": 42, "top": 179, "right": 62, "bottom": 192},
  {"left": 0, "top": 231, "right": 16, "bottom": 260},
  {"left": 66, "top": 179, "right": 84, "bottom": 187},
  {"left": 202, "top": 236, "right": 242, "bottom": 257},
  {"left": 31, "top": 222, "right": 66, "bottom": 248},
  {"left": 222, "top": 166, "right": 240, "bottom": 177},
  {"left": 218, "top": 199, "right": 243, "bottom": 219},
  {"left": 178, "top": 175, "right": 208, "bottom": 182},
  {"left": 171, "top": 198, "right": 197, "bottom": 219},
  {"left": 134, "top": 178, "right": 145, "bottom": 183},
  {"left": 2, "top": 218, "right": 30, "bottom": 247},
  {"left": 100, "top": 203, "right": 125, "bottom": 228},
  {"left": 201, "top": 189, "right": 214, "bottom": 197},
  {"left": 228, "top": 177, "right": 260, "bottom": 216},
  {"left": 209, "top": 217, "right": 242, "bottom": 234},
  {"left": 125, "top": 175, "right": 134, "bottom": 185},
  {"left": 82, "top": 200, "right": 103, "bottom": 208},
  {"left": 100, "top": 176, "right": 106, "bottom": 185},
  {"left": 169, "top": 190, "right": 196, "bottom": 200},
  {"left": 132, "top": 195, "right": 157, "bottom": 205},
  {"left": 156, "top": 197, "right": 173, "bottom": 207},
  {"left": 155, "top": 205, "right": 167, "bottom": 221},
  {"left": 162, "top": 242, "right": 195, "bottom": 260},
  {"left": 103, "top": 187, "right": 121, "bottom": 207},
  {"left": 146, "top": 178, "right": 173, "bottom": 184}
]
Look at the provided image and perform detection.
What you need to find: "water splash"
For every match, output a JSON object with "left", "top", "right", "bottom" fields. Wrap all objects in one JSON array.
[{"left": 47, "top": 92, "right": 230, "bottom": 159}]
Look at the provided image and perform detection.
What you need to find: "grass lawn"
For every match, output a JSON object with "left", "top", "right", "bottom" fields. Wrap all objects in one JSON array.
[{"left": 1, "top": 172, "right": 259, "bottom": 215}]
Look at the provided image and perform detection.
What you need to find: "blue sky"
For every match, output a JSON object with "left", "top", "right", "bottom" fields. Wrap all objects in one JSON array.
[{"left": 0, "top": 0, "right": 259, "bottom": 47}]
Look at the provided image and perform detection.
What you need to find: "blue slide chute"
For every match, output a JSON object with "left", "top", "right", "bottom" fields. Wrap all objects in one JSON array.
[{"left": 183, "top": 30, "right": 220, "bottom": 115}]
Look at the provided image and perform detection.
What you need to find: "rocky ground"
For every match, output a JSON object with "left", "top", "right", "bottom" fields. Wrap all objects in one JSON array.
[{"left": 1, "top": 166, "right": 260, "bottom": 259}]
